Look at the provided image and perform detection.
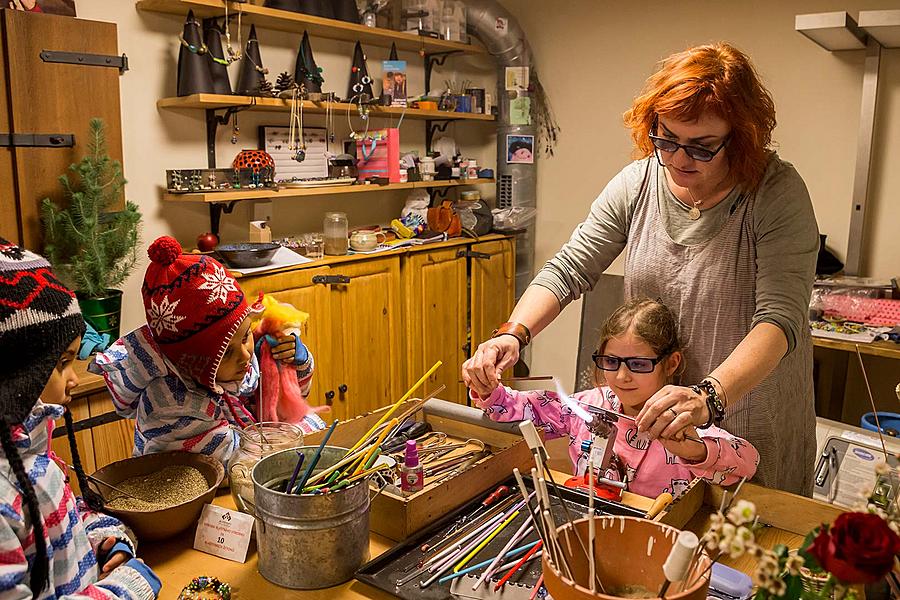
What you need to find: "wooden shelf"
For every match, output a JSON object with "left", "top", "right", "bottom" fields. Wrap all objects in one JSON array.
[
  {"left": 165, "top": 178, "right": 495, "bottom": 203},
  {"left": 158, "top": 94, "right": 495, "bottom": 121},
  {"left": 136, "top": 0, "right": 487, "bottom": 55},
  {"left": 812, "top": 336, "right": 900, "bottom": 360}
]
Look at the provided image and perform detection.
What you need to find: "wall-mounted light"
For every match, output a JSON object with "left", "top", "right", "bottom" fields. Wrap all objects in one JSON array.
[
  {"left": 859, "top": 9, "right": 900, "bottom": 48},
  {"left": 795, "top": 11, "right": 867, "bottom": 51}
]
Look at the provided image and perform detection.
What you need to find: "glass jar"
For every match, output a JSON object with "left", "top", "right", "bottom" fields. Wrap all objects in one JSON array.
[
  {"left": 323, "top": 212, "right": 349, "bottom": 255},
  {"left": 229, "top": 422, "right": 304, "bottom": 514}
]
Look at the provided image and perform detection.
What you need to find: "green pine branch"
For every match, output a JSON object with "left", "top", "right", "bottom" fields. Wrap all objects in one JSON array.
[{"left": 41, "top": 118, "right": 141, "bottom": 298}]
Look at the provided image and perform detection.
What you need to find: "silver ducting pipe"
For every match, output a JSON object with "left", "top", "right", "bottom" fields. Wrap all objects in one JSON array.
[{"left": 466, "top": 1, "right": 537, "bottom": 300}]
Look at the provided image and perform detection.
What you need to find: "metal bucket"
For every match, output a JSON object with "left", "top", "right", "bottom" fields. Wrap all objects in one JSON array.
[{"left": 251, "top": 446, "right": 371, "bottom": 589}]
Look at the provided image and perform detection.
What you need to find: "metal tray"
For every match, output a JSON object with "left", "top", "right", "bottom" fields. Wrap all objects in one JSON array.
[{"left": 355, "top": 475, "right": 645, "bottom": 600}]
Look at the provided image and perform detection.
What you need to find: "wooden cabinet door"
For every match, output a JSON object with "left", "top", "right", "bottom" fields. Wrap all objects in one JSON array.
[
  {"left": 0, "top": 11, "right": 124, "bottom": 246},
  {"left": 238, "top": 267, "right": 336, "bottom": 420},
  {"left": 402, "top": 247, "right": 468, "bottom": 403},
  {"left": 326, "top": 258, "right": 403, "bottom": 419},
  {"left": 470, "top": 239, "right": 516, "bottom": 358}
]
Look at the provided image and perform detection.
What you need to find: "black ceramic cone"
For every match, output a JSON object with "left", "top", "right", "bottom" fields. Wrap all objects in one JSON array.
[
  {"left": 294, "top": 30, "right": 323, "bottom": 94},
  {"left": 235, "top": 25, "right": 267, "bottom": 95},
  {"left": 298, "top": 0, "right": 333, "bottom": 18},
  {"left": 346, "top": 41, "right": 373, "bottom": 101},
  {"left": 204, "top": 20, "right": 231, "bottom": 95},
  {"left": 333, "top": 0, "right": 360, "bottom": 23},
  {"left": 389, "top": 43, "right": 399, "bottom": 61},
  {"left": 264, "top": 0, "right": 301, "bottom": 11},
  {"left": 177, "top": 10, "right": 215, "bottom": 96}
]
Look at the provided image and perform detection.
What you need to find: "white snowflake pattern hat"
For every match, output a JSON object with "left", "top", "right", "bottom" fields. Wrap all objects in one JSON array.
[{"left": 140, "top": 236, "right": 261, "bottom": 392}]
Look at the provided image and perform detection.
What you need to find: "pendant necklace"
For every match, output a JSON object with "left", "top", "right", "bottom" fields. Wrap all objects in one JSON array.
[{"left": 686, "top": 188, "right": 702, "bottom": 220}]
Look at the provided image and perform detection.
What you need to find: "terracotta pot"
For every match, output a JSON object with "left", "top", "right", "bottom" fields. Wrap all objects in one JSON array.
[{"left": 542, "top": 516, "right": 711, "bottom": 600}]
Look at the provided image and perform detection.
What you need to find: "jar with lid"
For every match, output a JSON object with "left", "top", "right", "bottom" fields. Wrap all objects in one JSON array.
[
  {"left": 324, "top": 211, "right": 349, "bottom": 255},
  {"left": 229, "top": 422, "right": 304, "bottom": 514}
]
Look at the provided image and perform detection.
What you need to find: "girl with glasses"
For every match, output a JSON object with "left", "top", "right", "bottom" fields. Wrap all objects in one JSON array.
[
  {"left": 463, "top": 42, "right": 818, "bottom": 496},
  {"left": 472, "top": 298, "right": 758, "bottom": 499}
]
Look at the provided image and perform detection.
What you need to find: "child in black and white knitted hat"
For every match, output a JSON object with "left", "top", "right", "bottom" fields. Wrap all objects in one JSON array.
[{"left": 0, "top": 237, "right": 160, "bottom": 599}]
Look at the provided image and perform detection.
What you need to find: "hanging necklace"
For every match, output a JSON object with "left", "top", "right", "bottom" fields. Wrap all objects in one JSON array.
[
  {"left": 246, "top": 39, "right": 269, "bottom": 75},
  {"left": 223, "top": 2, "right": 242, "bottom": 63},
  {"left": 686, "top": 188, "right": 703, "bottom": 220},
  {"left": 288, "top": 86, "right": 306, "bottom": 162}
]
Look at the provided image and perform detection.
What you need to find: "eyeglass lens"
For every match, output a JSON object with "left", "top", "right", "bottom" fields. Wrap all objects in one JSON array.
[{"left": 595, "top": 355, "right": 657, "bottom": 373}]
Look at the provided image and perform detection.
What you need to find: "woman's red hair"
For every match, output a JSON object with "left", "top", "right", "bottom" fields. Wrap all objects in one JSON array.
[{"left": 623, "top": 42, "right": 776, "bottom": 190}]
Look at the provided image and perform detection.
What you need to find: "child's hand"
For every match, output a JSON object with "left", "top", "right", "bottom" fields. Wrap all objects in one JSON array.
[
  {"left": 269, "top": 328, "right": 309, "bottom": 365},
  {"left": 659, "top": 427, "right": 708, "bottom": 464},
  {"left": 96, "top": 536, "right": 131, "bottom": 579}
]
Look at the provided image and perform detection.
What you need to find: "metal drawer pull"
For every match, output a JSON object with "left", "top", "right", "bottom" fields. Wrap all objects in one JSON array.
[
  {"left": 312, "top": 274, "right": 351, "bottom": 285},
  {"left": 456, "top": 249, "right": 491, "bottom": 259}
]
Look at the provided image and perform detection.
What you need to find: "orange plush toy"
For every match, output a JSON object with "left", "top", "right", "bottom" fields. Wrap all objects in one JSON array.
[{"left": 253, "top": 296, "right": 329, "bottom": 429}]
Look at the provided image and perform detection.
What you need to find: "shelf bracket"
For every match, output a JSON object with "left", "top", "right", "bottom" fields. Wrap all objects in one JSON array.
[
  {"left": 424, "top": 51, "right": 460, "bottom": 93},
  {"left": 209, "top": 201, "right": 237, "bottom": 237},
  {"left": 205, "top": 105, "right": 255, "bottom": 169},
  {"left": 425, "top": 119, "right": 452, "bottom": 153}
]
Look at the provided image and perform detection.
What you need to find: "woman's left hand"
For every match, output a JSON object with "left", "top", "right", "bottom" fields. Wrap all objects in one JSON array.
[{"left": 635, "top": 384, "right": 710, "bottom": 440}]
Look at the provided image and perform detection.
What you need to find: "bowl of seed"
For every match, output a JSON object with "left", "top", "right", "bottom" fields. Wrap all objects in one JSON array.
[{"left": 91, "top": 451, "right": 225, "bottom": 542}]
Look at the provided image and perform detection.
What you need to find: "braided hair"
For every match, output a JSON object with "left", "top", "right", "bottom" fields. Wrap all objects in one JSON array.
[
  {"left": 63, "top": 410, "right": 104, "bottom": 511},
  {"left": 0, "top": 417, "right": 49, "bottom": 594}
]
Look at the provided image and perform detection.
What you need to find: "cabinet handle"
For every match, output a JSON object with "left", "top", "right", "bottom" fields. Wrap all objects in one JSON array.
[
  {"left": 338, "top": 383, "right": 348, "bottom": 401},
  {"left": 456, "top": 249, "right": 491, "bottom": 260},
  {"left": 325, "top": 390, "right": 335, "bottom": 406},
  {"left": 312, "top": 274, "right": 351, "bottom": 285}
]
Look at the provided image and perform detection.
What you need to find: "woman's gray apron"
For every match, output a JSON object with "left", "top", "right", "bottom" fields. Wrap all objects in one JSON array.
[{"left": 624, "top": 162, "right": 815, "bottom": 495}]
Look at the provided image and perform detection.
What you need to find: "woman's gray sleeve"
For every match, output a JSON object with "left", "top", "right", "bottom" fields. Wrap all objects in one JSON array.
[
  {"left": 530, "top": 168, "right": 634, "bottom": 308},
  {"left": 752, "top": 165, "right": 819, "bottom": 355}
]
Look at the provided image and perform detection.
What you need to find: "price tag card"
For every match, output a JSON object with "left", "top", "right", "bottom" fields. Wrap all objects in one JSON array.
[{"left": 193, "top": 503, "right": 255, "bottom": 563}]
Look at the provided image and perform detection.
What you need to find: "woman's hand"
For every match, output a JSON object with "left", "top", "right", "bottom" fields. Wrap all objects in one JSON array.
[
  {"left": 635, "top": 384, "right": 711, "bottom": 440},
  {"left": 96, "top": 536, "right": 130, "bottom": 579},
  {"left": 461, "top": 336, "right": 520, "bottom": 398},
  {"left": 659, "top": 426, "right": 708, "bottom": 463}
]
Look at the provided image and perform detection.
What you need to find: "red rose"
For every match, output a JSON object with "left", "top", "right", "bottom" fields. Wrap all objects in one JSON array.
[{"left": 807, "top": 512, "right": 900, "bottom": 584}]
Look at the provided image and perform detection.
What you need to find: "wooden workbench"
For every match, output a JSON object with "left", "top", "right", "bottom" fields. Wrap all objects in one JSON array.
[{"left": 141, "top": 477, "right": 656, "bottom": 600}]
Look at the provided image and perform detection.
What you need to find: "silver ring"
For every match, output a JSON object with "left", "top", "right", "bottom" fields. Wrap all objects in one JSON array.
[{"left": 668, "top": 407, "right": 678, "bottom": 418}]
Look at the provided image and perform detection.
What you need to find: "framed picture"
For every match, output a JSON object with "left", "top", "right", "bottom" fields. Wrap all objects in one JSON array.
[
  {"left": 382, "top": 60, "right": 407, "bottom": 107},
  {"left": 6, "top": 0, "right": 76, "bottom": 15},
  {"left": 507, "top": 134, "right": 534, "bottom": 164}
]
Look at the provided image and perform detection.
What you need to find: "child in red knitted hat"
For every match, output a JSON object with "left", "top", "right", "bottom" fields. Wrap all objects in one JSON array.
[{"left": 90, "top": 236, "right": 325, "bottom": 470}]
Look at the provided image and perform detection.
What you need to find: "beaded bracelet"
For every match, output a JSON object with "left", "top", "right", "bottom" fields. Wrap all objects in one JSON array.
[{"left": 177, "top": 576, "right": 232, "bottom": 600}]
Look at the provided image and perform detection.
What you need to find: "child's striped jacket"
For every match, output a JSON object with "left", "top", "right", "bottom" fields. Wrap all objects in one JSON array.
[
  {"left": 90, "top": 325, "right": 323, "bottom": 470},
  {"left": 0, "top": 402, "right": 160, "bottom": 599}
]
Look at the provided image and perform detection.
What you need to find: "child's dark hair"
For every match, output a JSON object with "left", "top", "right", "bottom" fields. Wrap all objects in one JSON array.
[
  {"left": 594, "top": 298, "right": 683, "bottom": 384},
  {"left": 64, "top": 409, "right": 105, "bottom": 512},
  {"left": 0, "top": 418, "right": 49, "bottom": 594}
]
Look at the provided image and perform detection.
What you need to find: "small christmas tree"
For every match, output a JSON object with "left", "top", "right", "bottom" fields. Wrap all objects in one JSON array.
[{"left": 41, "top": 118, "right": 141, "bottom": 298}]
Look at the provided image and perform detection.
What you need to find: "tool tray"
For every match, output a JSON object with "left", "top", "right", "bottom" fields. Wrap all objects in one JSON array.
[{"left": 355, "top": 474, "right": 645, "bottom": 600}]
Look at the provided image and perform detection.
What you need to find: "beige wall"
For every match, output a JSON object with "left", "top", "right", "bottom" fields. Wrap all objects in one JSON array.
[
  {"left": 502, "top": 0, "right": 900, "bottom": 406},
  {"left": 75, "top": 0, "right": 496, "bottom": 332}
]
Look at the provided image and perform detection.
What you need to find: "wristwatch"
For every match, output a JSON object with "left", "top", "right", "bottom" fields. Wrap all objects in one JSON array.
[
  {"left": 491, "top": 321, "right": 532, "bottom": 348},
  {"left": 691, "top": 379, "right": 726, "bottom": 429}
]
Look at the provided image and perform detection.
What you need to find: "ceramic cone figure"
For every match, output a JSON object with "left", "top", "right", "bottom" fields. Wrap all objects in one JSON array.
[
  {"left": 263, "top": 0, "right": 301, "bottom": 11},
  {"left": 294, "top": 30, "right": 324, "bottom": 94},
  {"left": 177, "top": 10, "right": 215, "bottom": 96},
  {"left": 333, "top": 0, "right": 360, "bottom": 23},
  {"left": 298, "top": 0, "right": 333, "bottom": 18},
  {"left": 236, "top": 25, "right": 268, "bottom": 95},
  {"left": 204, "top": 20, "right": 231, "bottom": 95},
  {"left": 346, "top": 41, "right": 374, "bottom": 101},
  {"left": 389, "top": 43, "right": 399, "bottom": 61}
]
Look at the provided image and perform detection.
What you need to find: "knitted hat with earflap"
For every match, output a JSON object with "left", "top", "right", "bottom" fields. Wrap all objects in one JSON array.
[
  {"left": 141, "top": 236, "right": 260, "bottom": 392},
  {"left": 0, "top": 237, "right": 85, "bottom": 423}
]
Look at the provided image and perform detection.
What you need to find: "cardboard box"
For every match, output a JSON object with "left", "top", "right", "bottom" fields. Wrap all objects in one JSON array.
[{"left": 305, "top": 399, "right": 535, "bottom": 541}]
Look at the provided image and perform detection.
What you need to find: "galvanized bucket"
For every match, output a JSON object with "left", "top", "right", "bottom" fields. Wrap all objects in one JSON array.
[{"left": 251, "top": 446, "right": 371, "bottom": 589}]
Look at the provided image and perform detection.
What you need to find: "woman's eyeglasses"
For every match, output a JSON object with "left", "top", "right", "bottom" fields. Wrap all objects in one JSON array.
[
  {"left": 648, "top": 134, "right": 729, "bottom": 163},
  {"left": 591, "top": 352, "right": 668, "bottom": 374}
]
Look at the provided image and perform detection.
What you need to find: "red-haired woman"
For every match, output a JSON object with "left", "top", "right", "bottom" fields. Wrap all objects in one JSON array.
[{"left": 463, "top": 43, "right": 818, "bottom": 495}]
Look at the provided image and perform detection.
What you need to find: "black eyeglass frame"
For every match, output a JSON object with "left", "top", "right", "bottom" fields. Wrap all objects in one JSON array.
[
  {"left": 591, "top": 351, "right": 671, "bottom": 374},
  {"left": 648, "top": 117, "right": 730, "bottom": 163}
]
